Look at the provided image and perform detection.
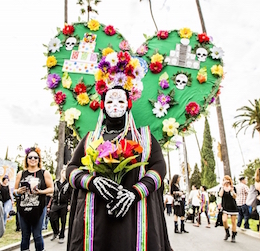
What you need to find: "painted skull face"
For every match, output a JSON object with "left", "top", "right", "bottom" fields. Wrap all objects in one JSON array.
[{"left": 104, "top": 89, "right": 128, "bottom": 118}]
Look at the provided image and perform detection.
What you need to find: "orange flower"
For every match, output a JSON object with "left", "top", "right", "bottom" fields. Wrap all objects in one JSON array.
[{"left": 197, "top": 74, "right": 206, "bottom": 84}]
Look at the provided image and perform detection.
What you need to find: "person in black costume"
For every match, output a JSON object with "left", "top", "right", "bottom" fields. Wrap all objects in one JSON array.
[{"left": 66, "top": 85, "right": 173, "bottom": 251}]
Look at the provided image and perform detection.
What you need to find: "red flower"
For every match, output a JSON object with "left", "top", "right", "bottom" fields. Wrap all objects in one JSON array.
[
  {"left": 95, "top": 80, "right": 108, "bottom": 95},
  {"left": 104, "top": 25, "right": 116, "bottom": 36},
  {"left": 54, "top": 91, "right": 66, "bottom": 105},
  {"left": 198, "top": 33, "right": 210, "bottom": 43},
  {"left": 185, "top": 102, "right": 200, "bottom": 116},
  {"left": 149, "top": 62, "right": 163, "bottom": 74},
  {"left": 124, "top": 65, "right": 134, "bottom": 78},
  {"left": 90, "top": 100, "right": 100, "bottom": 111},
  {"left": 117, "top": 139, "right": 142, "bottom": 163},
  {"left": 63, "top": 24, "right": 75, "bottom": 35},
  {"left": 157, "top": 30, "right": 169, "bottom": 40},
  {"left": 74, "top": 83, "right": 87, "bottom": 95},
  {"left": 117, "top": 51, "right": 131, "bottom": 63}
]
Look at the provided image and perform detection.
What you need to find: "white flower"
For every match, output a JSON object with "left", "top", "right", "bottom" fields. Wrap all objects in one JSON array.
[
  {"left": 132, "top": 78, "right": 143, "bottom": 91},
  {"left": 210, "top": 46, "right": 224, "bottom": 59},
  {"left": 48, "top": 38, "right": 62, "bottom": 53},
  {"left": 133, "top": 66, "right": 144, "bottom": 80},
  {"left": 105, "top": 52, "right": 118, "bottom": 66},
  {"left": 64, "top": 108, "right": 81, "bottom": 126},
  {"left": 152, "top": 102, "right": 169, "bottom": 118},
  {"left": 162, "top": 118, "right": 179, "bottom": 137}
]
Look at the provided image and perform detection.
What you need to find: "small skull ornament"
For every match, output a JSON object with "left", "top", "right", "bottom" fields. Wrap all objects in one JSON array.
[
  {"left": 196, "top": 48, "right": 208, "bottom": 62},
  {"left": 175, "top": 74, "right": 188, "bottom": 90},
  {"left": 65, "top": 37, "right": 77, "bottom": 51}
]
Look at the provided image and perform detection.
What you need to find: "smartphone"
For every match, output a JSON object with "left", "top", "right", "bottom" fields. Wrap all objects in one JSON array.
[{"left": 20, "top": 181, "right": 31, "bottom": 192}]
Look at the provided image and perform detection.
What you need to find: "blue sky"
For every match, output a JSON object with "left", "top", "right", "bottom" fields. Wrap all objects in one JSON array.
[{"left": 0, "top": 0, "right": 259, "bottom": 181}]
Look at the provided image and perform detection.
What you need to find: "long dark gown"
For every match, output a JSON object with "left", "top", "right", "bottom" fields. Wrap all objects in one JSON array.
[{"left": 66, "top": 128, "right": 172, "bottom": 251}]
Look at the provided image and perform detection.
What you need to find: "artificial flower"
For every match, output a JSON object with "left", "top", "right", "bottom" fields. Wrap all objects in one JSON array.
[
  {"left": 124, "top": 65, "right": 134, "bottom": 78},
  {"left": 98, "top": 60, "right": 111, "bottom": 73},
  {"left": 136, "top": 44, "right": 148, "bottom": 56},
  {"left": 97, "top": 141, "right": 117, "bottom": 159},
  {"left": 152, "top": 101, "right": 169, "bottom": 118},
  {"left": 116, "top": 61, "right": 128, "bottom": 72},
  {"left": 123, "top": 77, "right": 133, "bottom": 91},
  {"left": 151, "top": 53, "right": 164, "bottom": 63},
  {"left": 119, "top": 40, "right": 130, "bottom": 51},
  {"left": 117, "top": 51, "right": 131, "bottom": 63},
  {"left": 25, "top": 148, "right": 31, "bottom": 155},
  {"left": 129, "top": 87, "right": 142, "bottom": 101},
  {"left": 197, "top": 67, "right": 207, "bottom": 84},
  {"left": 90, "top": 100, "right": 100, "bottom": 111},
  {"left": 114, "top": 72, "right": 127, "bottom": 86},
  {"left": 162, "top": 118, "right": 179, "bottom": 137},
  {"left": 210, "top": 46, "right": 224, "bottom": 59},
  {"left": 209, "top": 97, "right": 215, "bottom": 104},
  {"left": 157, "top": 30, "right": 169, "bottom": 40},
  {"left": 77, "top": 93, "right": 90, "bottom": 105},
  {"left": 64, "top": 108, "right": 81, "bottom": 126},
  {"left": 74, "top": 83, "right": 87, "bottom": 95},
  {"left": 158, "top": 94, "right": 171, "bottom": 105},
  {"left": 104, "top": 25, "right": 116, "bottom": 36},
  {"left": 95, "top": 80, "right": 108, "bottom": 95},
  {"left": 159, "top": 79, "right": 169, "bottom": 89},
  {"left": 62, "top": 72, "right": 72, "bottom": 89},
  {"left": 129, "top": 58, "right": 140, "bottom": 68},
  {"left": 63, "top": 24, "right": 74, "bottom": 35},
  {"left": 54, "top": 91, "right": 66, "bottom": 105},
  {"left": 87, "top": 19, "right": 100, "bottom": 31},
  {"left": 179, "top": 28, "right": 192, "bottom": 39},
  {"left": 150, "top": 62, "right": 163, "bottom": 74},
  {"left": 46, "top": 55, "right": 57, "bottom": 68},
  {"left": 81, "top": 155, "right": 93, "bottom": 169},
  {"left": 102, "top": 47, "right": 114, "bottom": 56},
  {"left": 197, "top": 33, "right": 210, "bottom": 43},
  {"left": 185, "top": 102, "right": 200, "bottom": 116},
  {"left": 211, "top": 64, "right": 223, "bottom": 77},
  {"left": 95, "top": 70, "right": 109, "bottom": 82},
  {"left": 105, "top": 52, "right": 119, "bottom": 66},
  {"left": 132, "top": 78, "right": 143, "bottom": 91},
  {"left": 133, "top": 66, "right": 144, "bottom": 80},
  {"left": 48, "top": 38, "right": 62, "bottom": 53},
  {"left": 46, "top": 73, "right": 61, "bottom": 89},
  {"left": 197, "top": 74, "right": 207, "bottom": 84}
]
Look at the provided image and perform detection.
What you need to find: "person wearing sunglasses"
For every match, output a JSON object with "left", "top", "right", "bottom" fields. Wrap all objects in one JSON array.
[{"left": 13, "top": 147, "right": 54, "bottom": 251}]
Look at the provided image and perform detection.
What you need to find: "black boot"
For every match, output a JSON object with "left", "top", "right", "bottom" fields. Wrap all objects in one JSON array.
[
  {"left": 231, "top": 231, "right": 237, "bottom": 243},
  {"left": 174, "top": 221, "right": 180, "bottom": 234},
  {"left": 224, "top": 227, "right": 230, "bottom": 240},
  {"left": 181, "top": 220, "right": 189, "bottom": 233}
]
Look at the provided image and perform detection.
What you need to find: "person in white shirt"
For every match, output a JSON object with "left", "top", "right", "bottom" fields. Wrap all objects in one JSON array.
[
  {"left": 188, "top": 185, "right": 201, "bottom": 223},
  {"left": 164, "top": 193, "right": 174, "bottom": 216}
]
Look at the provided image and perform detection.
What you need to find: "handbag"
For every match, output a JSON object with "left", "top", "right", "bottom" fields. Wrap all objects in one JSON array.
[{"left": 246, "top": 184, "right": 258, "bottom": 208}]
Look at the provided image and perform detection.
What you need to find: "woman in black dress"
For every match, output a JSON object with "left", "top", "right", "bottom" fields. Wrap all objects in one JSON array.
[
  {"left": 170, "top": 174, "right": 188, "bottom": 234},
  {"left": 219, "top": 175, "right": 238, "bottom": 242}
]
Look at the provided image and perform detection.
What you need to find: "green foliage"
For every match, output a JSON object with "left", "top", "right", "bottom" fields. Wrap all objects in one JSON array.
[
  {"left": 189, "top": 163, "right": 201, "bottom": 189},
  {"left": 241, "top": 158, "right": 260, "bottom": 186},
  {"left": 201, "top": 118, "right": 217, "bottom": 188}
]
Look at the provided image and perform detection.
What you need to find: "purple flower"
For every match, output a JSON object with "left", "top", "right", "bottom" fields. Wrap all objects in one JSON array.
[
  {"left": 116, "top": 61, "right": 127, "bottom": 72},
  {"left": 98, "top": 60, "right": 111, "bottom": 73},
  {"left": 97, "top": 141, "right": 117, "bottom": 158},
  {"left": 209, "top": 97, "right": 215, "bottom": 104},
  {"left": 46, "top": 73, "right": 61, "bottom": 89},
  {"left": 159, "top": 79, "right": 169, "bottom": 89},
  {"left": 114, "top": 72, "right": 127, "bottom": 86},
  {"left": 158, "top": 94, "right": 171, "bottom": 105},
  {"left": 175, "top": 141, "right": 182, "bottom": 149},
  {"left": 25, "top": 147, "right": 31, "bottom": 155}
]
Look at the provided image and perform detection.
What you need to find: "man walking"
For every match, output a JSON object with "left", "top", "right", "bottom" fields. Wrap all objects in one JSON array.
[
  {"left": 236, "top": 176, "right": 250, "bottom": 230},
  {"left": 188, "top": 185, "right": 200, "bottom": 223}
]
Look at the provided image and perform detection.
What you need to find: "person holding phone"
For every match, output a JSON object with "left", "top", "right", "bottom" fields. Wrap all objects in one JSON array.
[
  {"left": 13, "top": 147, "right": 54, "bottom": 251},
  {"left": 219, "top": 175, "right": 238, "bottom": 243}
]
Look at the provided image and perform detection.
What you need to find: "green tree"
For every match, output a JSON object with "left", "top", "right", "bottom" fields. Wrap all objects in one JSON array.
[
  {"left": 241, "top": 158, "right": 260, "bottom": 186},
  {"left": 189, "top": 163, "right": 201, "bottom": 189},
  {"left": 201, "top": 118, "right": 217, "bottom": 188},
  {"left": 233, "top": 99, "right": 260, "bottom": 138}
]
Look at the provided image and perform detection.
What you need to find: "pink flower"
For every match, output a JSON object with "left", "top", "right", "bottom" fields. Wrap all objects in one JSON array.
[
  {"left": 157, "top": 30, "right": 169, "bottom": 40},
  {"left": 97, "top": 141, "right": 117, "bottom": 158},
  {"left": 136, "top": 44, "right": 148, "bottom": 56},
  {"left": 95, "top": 80, "right": 108, "bottom": 95},
  {"left": 119, "top": 40, "right": 130, "bottom": 51},
  {"left": 129, "top": 87, "right": 142, "bottom": 101},
  {"left": 54, "top": 91, "right": 66, "bottom": 105},
  {"left": 104, "top": 25, "right": 116, "bottom": 36},
  {"left": 185, "top": 102, "right": 200, "bottom": 116}
]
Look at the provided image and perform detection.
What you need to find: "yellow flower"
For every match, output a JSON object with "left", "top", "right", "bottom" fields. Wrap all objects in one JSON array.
[
  {"left": 151, "top": 53, "right": 164, "bottom": 63},
  {"left": 62, "top": 72, "right": 72, "bottom": 89},
  {"left": 46, "top": 55, "right": 57, "bottom": 68},
  {"left": 89, "top": 137, "right": 104, "bottom": 150},
  {"left": 124, "top": 77, "right": 133, "bottom": 91},
  {"left": 162, "top": 118, "right": 179, "bottom": 137},
  {"left": 179, "top": 28, "right": 192, "bottom": 39},
  {"left": 102, "top": 47, "right": 114, "bottom": 56},
  {"left": 87, "top": 19, "right": 100, "bottom": 31},
  {"left": 129, "top": 58, "right": 140, "bottom": 68},
  {"left": 77, "top": 93, "right": 90, "bottom": 105},
  {"left": 81, "top": 155, "right": 93, "bottom": 169},
  {"left": 86, "top": 147, "right": 99, "bottom": 162},
  {"left": 211, "top": 65, "right": 223, "bottom": 77},
  {"left": 64, "top": 108, "right": 81, "bottom": 126},
  {"left": 94, "top": 69, "right": 109, "bottom": 81}
]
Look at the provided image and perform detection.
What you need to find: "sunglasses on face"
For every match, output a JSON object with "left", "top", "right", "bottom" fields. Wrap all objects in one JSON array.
[{"left": 28, "top": 156, "right": 39, "bottom": 160}]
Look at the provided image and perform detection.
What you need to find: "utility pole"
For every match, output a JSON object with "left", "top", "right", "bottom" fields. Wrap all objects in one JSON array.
[
  {"left": 195, "top": 0, "right": 231, "bottom": 176},
  {"left": 182, "top": 137, "right": 190, "bottom": 194},
  {"left": 167, "top": 148, "right": 171, "bottom": 183}
]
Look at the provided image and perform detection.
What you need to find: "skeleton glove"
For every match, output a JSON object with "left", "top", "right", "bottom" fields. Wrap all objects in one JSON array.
[
  {"left": 89, "top": 176, "right": 120, "bottom": 201},
  {"left": 107, "top": 186, "right": 137, "bottom": 218}
]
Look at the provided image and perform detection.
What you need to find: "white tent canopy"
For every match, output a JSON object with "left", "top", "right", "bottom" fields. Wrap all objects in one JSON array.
[{"left": 207, "top": 184, "right": 221, "bottom": 193}]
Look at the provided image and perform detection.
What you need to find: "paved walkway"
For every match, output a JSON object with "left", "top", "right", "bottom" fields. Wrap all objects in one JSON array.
[{"left": 2, "top": 214, "right": 259, "bottom": 251}]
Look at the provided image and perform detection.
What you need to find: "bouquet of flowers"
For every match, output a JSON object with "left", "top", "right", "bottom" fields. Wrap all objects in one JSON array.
[{"left": 80, "top": 137, "right": 148, "bottom": 184}]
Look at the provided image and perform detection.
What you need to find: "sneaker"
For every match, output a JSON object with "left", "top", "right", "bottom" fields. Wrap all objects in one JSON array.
[
  {"left": 50, "top": 234, "right": 58, "bottom": 241},
  {"left": 58, "top": 238, "right": 65, "bottom": 244}
]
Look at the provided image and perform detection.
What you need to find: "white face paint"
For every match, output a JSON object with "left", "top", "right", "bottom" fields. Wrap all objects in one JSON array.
[{"left": 104, "top": 89, "right": 128, "bottom": 118}]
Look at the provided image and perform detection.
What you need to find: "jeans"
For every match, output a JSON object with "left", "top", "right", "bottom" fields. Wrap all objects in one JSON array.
[
  {"left": 166, "top": 204, "right": 172, "bottom": 215},
  {"left": 3, "top": 199, "right": 12, "bottom": 226},
  {"left": 19, "top": 207, "right": 46, "bottom": 251},
  {"left": 237, "top": 204, "right": 250, "bottom": 229}
]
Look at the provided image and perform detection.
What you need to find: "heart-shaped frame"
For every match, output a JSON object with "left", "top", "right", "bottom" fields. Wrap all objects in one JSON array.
[{"left": 45, "top": 20, "right": 223, "bottom": 145}]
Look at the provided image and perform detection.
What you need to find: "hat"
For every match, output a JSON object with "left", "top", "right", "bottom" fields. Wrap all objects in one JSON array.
[{"left": 2, "top": 175, "right": 9, "bottom": 182}]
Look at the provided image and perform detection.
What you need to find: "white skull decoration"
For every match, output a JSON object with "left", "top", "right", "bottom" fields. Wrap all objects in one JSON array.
[
  {"left": 175, "top": 74, "right": 188, "bottom": 90},
  {"left": 65, "top": 37, "right": 77, "bottom": 51},
  {"left": 196, "top": 48, "right": 208, "bottom": 62}
]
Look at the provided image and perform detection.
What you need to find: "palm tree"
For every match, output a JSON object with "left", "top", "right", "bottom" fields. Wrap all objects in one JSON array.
[{"left": 233, "top": 99, "right": 260, "bottom": 138}]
